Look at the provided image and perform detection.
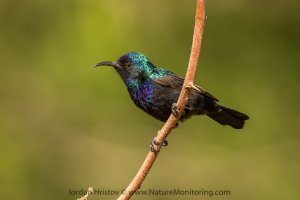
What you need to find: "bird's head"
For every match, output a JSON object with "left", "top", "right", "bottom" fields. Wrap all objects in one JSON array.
[{"left": 94, "top": 52, "right": 155, "bottom": 81}]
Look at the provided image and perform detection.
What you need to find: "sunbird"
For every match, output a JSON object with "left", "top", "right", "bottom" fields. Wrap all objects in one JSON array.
[{"left": 94, "top": 52, "right": 249, "bottom": 129}]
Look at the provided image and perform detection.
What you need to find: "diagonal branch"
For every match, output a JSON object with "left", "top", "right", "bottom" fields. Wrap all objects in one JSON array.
[{"left": 117, "top": 1, "right": 206, "bottom": 199}]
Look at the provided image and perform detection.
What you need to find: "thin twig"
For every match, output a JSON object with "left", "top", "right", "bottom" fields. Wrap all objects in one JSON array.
[
  {"left": 117, "top": 0, "right": 206, "bottom": 199},
  {"left": 77, "top": 187, "right": 93, "bottom": 200}
]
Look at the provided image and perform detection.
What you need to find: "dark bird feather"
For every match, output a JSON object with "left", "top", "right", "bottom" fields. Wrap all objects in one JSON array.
[{"left": 94, "top": 52, "right": 249, "bottom": 129}]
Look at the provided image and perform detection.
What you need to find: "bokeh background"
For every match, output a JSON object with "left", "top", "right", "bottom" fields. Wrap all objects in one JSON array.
[{"left": 0, "top": 0, "right": 299, "bottom": 199}]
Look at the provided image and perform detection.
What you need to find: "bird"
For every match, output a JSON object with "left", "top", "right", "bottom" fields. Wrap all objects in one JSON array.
[{"left": 94, "top": 52, "right": 249, "bottom": 129}]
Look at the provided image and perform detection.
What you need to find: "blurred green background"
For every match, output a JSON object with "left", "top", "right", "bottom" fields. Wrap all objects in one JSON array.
[{"left": 0, "top": 0, "right": 299, "bottom": 199}]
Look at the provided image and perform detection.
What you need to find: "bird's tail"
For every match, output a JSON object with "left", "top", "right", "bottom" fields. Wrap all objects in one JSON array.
[{"left": 207, "top": 105, "right": 249, "bottom": 129}]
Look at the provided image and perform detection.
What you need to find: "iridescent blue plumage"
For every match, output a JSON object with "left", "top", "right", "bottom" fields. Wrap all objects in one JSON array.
[
  {"left": 95, "top": 52, "right": 249, "bottom": 129},
  {"left": 126, "top": 78, "right": 155, "bottom": 110},
  {"left": 116, "top": 52, "right": 174, "bottom": 111}
]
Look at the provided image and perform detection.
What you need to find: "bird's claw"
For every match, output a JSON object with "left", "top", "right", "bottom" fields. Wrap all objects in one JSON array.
[
  {"left": 172, "top": 103, "right": 180, "bottom": 117},
  {"left": 150, "top": 138, "right": 168, "bottom": 153},
  {"left": 174, "top": 123, "right": 179, "bottom": 128},
  {"left": 150, "top": 139, "right": 159, "bottom": 152},
  {"left": 162, "top": 140, "right": 168, "bottom": 146}
]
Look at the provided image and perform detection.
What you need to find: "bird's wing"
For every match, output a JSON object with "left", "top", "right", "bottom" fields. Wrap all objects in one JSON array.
[{"left": 154, "top": 74, "right": 219, "bottom": 101}]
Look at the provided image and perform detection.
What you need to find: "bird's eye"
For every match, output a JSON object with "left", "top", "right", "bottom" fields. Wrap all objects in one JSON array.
[{"left": 126, "top": 62, "right": 132, "bottom": 68}]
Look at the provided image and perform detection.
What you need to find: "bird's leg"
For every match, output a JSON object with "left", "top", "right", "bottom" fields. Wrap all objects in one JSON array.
[
  {"left": 150, "top": 138, "right": 168, "bottom": 153},
  {"left": 172, "top": 103, "right": 180, "bottom": 117}
]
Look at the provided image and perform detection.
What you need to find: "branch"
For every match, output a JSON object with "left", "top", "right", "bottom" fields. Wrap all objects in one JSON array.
[
  {"left": 117, "top": 1, "right": 206, "bottom": 199},
  {"left": 77, "top": 187, "right": 93, "bottom": 200}
]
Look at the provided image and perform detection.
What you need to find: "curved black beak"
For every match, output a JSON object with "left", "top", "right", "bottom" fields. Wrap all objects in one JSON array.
[{"left": 93, "top": 61, "right": 121, "bottom": 69}]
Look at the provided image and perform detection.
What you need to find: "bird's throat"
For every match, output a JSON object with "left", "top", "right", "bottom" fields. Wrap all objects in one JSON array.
[{"left": 126, "top": 78, "right": 155, "bottom": 107}]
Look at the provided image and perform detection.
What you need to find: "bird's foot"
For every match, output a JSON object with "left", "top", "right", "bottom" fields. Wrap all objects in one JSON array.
[
  {"left": 174, "top": 123, "right": 179, "bottom": 128},
  {"left": 150, "top": 138, "right": 168, "bottom": 153},
  {"left": 172, "top": 103, "right": 180, "bottom": 117}
]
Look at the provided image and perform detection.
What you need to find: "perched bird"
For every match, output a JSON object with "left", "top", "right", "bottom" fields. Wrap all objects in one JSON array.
[{"left": 94, "top": 52, "right": 249, "bottom": 129}]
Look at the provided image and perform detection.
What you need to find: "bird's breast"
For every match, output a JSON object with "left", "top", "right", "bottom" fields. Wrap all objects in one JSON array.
[{"left": 127, "top": 80, "right": 155, "bottom": 111}]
